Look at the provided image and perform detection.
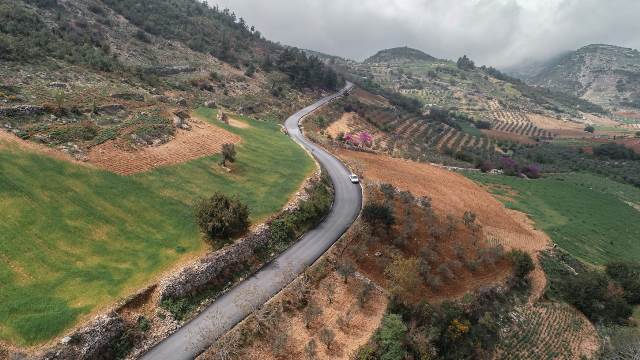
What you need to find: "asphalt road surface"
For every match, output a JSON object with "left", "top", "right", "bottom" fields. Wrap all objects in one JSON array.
[{"left": 141, "top": 82, "right": 361, "bottom": 360}]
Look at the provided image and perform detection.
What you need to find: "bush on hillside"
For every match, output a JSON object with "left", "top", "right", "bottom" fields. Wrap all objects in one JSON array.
[
  {"left": 376, "top": 314, "right": 408, "bottom": 360},
  {"left": 594, "top": 143, "right": 638, "bottom": 160},
  {"left": 563, "top": 271, "right": 632, "bottom": 325},
  {"left": 362, "top": 202, "right": 395, "bottom": 228},
  {"left": 194, "top": 193, "right": 250, "bottom": 245},
  {"left": 606, "top": 262, "right": 640, "bottom": 304},
  {"left": 584, "top": 125, "right": 596, "bottom": 133}
]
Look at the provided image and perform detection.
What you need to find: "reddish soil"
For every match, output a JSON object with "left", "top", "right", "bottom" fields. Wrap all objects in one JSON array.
[
  {"left": 618, "top": 137, "right": 640, "bottom": 153},
  {"left": 88, "top": 117, "right": 240, "bottom": 175},
  {"left": 335, "top": 149, "right": 551, "bottom": 301}
]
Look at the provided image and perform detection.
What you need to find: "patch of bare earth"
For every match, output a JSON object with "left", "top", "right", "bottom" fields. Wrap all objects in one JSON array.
[
  {"left": 335, "top": 149, "right": 551, "bottom": 301},
  {"left": 88, "top": 117, "right": 240, "bottom": 175},
  {"left": 527, "top": 113, "right": 591, "bottom": 138}
]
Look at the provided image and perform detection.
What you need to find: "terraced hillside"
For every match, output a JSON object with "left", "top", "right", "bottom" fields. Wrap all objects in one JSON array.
[
  {"left": 314, "top": 91, "right": 500, "bottom": 165},
  {"left": 487, "top": 101, "right": 555, "bottom": 139},
  {"left": 495, "top": 303, "right": 598, "bottom": 360}
]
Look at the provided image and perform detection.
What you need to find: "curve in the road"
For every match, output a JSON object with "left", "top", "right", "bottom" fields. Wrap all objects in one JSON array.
[{"left": 141, "top": 83, "right": 361, "bottom": 360}]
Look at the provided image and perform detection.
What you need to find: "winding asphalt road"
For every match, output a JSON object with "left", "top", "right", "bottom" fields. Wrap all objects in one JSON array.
[{"left": 140, "top": 82, "right": 360, "bottom": 360}]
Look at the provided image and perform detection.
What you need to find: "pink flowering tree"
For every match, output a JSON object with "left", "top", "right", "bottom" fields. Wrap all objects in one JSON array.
[{"left": 358, "top": 132, "right": 373, "bottom": 147}]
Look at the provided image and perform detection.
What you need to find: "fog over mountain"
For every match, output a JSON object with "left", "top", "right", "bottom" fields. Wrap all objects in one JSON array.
[{"left": 211, "top": 0, "right": 640, "bottom": 68}]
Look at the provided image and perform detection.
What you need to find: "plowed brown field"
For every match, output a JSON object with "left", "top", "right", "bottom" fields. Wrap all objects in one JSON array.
[
  {"left": 88, "top": 117, "right": 240, "bottom": 175},
  {"left": 335, "top": 149, "right": 551, "bottom": 301}
]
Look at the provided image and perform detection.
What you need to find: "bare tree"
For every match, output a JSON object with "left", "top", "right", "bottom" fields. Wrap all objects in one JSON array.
[
  {"left": 323, "top": 281, "right": 336, "bottom": 305},
  {"left": 357, "top": 281, "right": 374, "bottom": 308},
  {"left": 302, "top": 300, "right": 323, "bottom": 329},
  {"left": 319, "top": 327, "right": 336, "bottom": 350},
  {"left": 336, "top": 307, "right": 355, "bottom": 332},
  {"left": 304, "top": 339, "right": 318, "bottom": 359},
  {"left": 336, "top": 259, "right": 356, "bottom": 284},
  {"left": 271, "top": 331, "right": 289, "bottom": 358}
]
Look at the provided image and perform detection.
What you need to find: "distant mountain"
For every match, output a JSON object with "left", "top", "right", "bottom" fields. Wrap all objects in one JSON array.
[
  {"left": 365, "top": 46, "right": 438, "bottom": 64},
  {"left": 516, "top": 44, "right": 640, "bottom": 109}
]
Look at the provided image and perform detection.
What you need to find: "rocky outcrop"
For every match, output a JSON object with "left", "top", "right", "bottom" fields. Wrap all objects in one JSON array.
[
  {"left": 48, "top": 82, "right": 68, "bottom": 89},
  {"left": 144, "top": 65, "right": 196, "bottom": 76},
  {"left": 172, "top": 110, "right": 191, "bottom": 130},
  {"left": 111, "top": 93, "right": 145, "bottom": 102},
  {"left": 158, "top": 224, "right": 272, "bottom": 300},
  {"left": 95, "top": 104, "right": 125, "bottom": 115},
  {"left": 42, "top": 312, "right": 124, "bottom": 360},
  {"left": 0, "top": 105, "right": 46, "bottom": 117}
]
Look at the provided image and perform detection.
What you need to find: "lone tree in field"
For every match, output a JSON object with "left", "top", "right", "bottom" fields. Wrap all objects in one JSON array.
[
  {"left": 194, "top": 193, "right": 249, "bottom": 245},
  {"left": 319, "top": 328, "right": 336, "bottom": 350},
  {"left": 220, "top": 143, "right": 236, "bottom": 167},
  {"left": 336, "top": 259, "right": 356, "bottom": 284}
]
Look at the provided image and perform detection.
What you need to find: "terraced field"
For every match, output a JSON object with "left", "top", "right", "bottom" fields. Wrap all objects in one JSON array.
[
  {"left": 487, "top": 101, "right": 555, "bottom": 139},
  {"left": 495, "top": 303, "right": 598, "bottom": 360},
  {"left": 363, "top": 108, "right": 499, "bottom": 159}
]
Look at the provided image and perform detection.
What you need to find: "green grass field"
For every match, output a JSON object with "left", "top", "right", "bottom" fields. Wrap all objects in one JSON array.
[
  {"left": 466, "top": 172, "right": 640, "bottom": 266},
  {"left": 0, "top": 109, "right": 314, "bottom": 346}
]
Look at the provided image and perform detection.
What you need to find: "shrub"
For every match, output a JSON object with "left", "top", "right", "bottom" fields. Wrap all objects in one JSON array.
[
  {"left": 606, "top": 262, "right": 640, "bottom": 304},
  {"left": 477, "top": 160, "right": 495, "bottom": 173},
  {"left": 475, "top": 120, "right": 492, "bottom": 130},
  {"left": 594, "top": 143, "right": 637, "bottom": 160},
  {"left": 194, "top": 193, "right": 250, "bottom": 244},
  {"left": 509, "top": 250, "right": 534, "bottom": 279},
  {"left": 336, "top": 259, "right": 355, "bottom": 284},
  {"left": 521, "top": 164, "right": 541, "bottom": 179},
  {"left": 377, "top": 314, "right": 407, "bottom": 360},
  {"left": 584, "top": 125, "right": 595, "bottom": 133},
  {"left": 501, "top": 157, "right": 520, "bottom": 176},
  {"left": 220, "top": 143, "right": 236, "bottom": 166},
  {"left": 362, "top": 202, "right": 395, "bottom": 228},
  {"left": 319, "top": 328, "right": 336, "bottom": 350},
  {"left": 563, "top": 271, "right": 632, "bottom": 324}
]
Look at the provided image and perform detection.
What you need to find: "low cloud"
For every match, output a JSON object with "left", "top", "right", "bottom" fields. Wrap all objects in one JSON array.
[{"left": 210, "top": 0, "right": 640, "bottom": 68}]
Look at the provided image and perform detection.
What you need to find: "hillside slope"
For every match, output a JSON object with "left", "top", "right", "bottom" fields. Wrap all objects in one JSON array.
[
  {"left": 365, "top": 46, "right": 438, "bottom": 64},
  {"left": 520, "top": 44, "right": 640, "bottom": 109}
]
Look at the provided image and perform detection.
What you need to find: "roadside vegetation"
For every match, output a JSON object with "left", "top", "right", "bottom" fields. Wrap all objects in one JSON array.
[{"left": 0, "top": 113, "right": 314, "bottom": 345}]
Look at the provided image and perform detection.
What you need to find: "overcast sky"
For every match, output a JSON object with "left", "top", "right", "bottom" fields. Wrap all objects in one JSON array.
[{"left": 210, "top": 0, "right": 640, "bottom": 68}]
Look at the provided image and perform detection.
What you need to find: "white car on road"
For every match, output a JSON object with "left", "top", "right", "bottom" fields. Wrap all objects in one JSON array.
[{"left": 349, "top": 174, "right": 360, "bottom": 184}]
